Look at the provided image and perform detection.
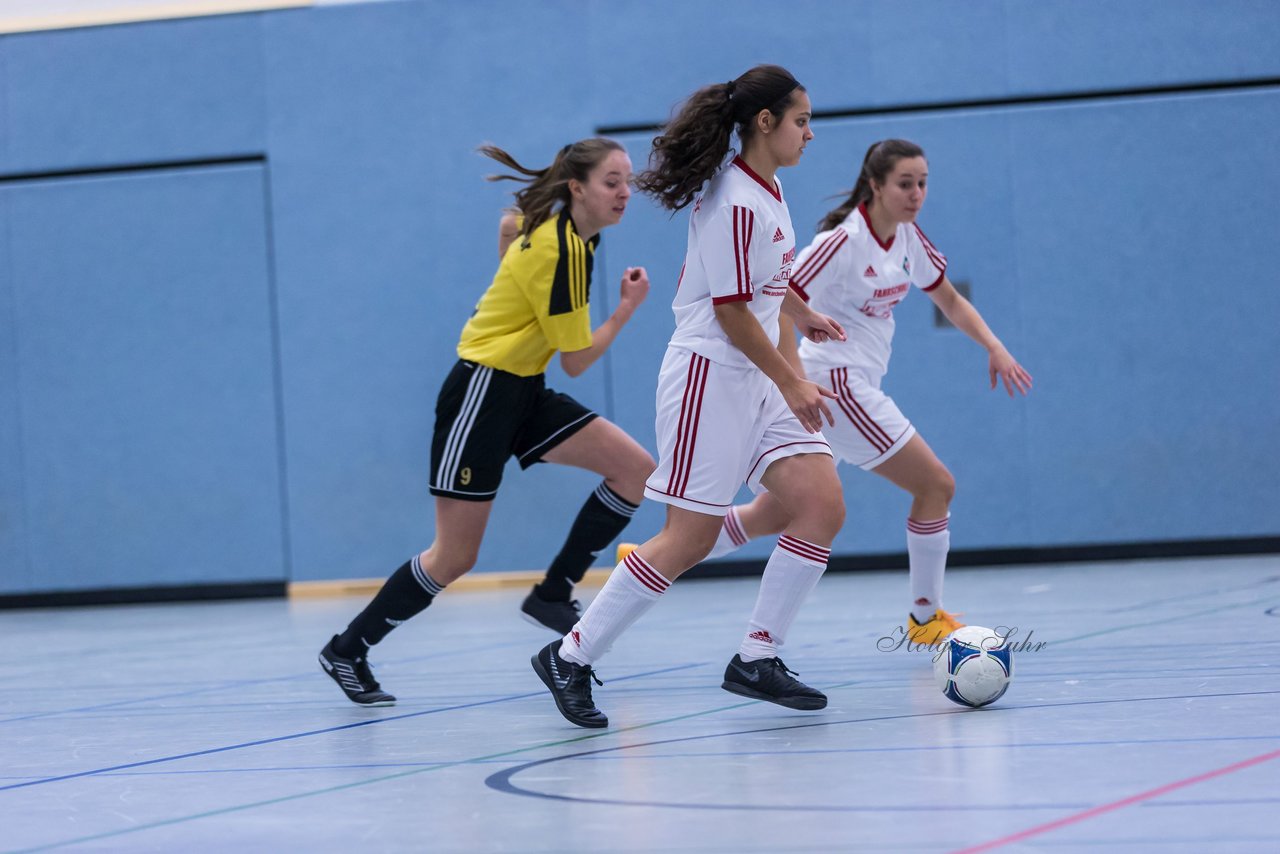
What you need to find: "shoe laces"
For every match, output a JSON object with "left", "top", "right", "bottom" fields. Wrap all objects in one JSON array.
[
  {"left": 568, "top": 664, "right": 603, "bottom": 689},
  {"left": 354, "top": 658, "right": 381, "bottom": 690}
]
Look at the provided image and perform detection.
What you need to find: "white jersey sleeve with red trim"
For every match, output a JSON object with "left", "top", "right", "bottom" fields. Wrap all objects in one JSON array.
[
  {"left": 697, "top": 202, "right": 758, "bottom": 304},
  {"left": 906, "top": 222, "right": 947, "bottom": 291},
  {"left": 789, "top": 226, "right": 850, "bottom": 303}
]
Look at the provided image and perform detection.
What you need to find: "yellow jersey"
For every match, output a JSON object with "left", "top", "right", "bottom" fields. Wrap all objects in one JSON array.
[{"left": 457, "top": 209, "right": 599, "bottom": 377}]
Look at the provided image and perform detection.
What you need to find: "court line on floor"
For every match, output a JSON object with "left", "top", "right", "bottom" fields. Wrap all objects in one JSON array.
[
  {"left": 1104, "top": 573, "right": 1280, "bottom": 613},
  {"left": 950, "top": 747, "right": 1280, "bottom": 853},
  {"left": 10, "top": 584, "right": 1280, "bottom": 849},
  {"left": 0, "top": 635, "right": 547, "bottom": 725},
  {"left": 482, "top": 689, "right": 1280, "bottom": 811},
  {"left": 11, "top": 682, "right": 1280, "bottom": 849},
  {"left": 5, "top": 694, "right": 776, "bottom": 854},
  {"left": 26, "top": 731, "right": 1275, "bottom": 780},
  {"left": 0, "top": 662, "right": 701, "bottom": 793},
  {"left": 1052, "top": 593, "right": 1280, "bottom": 644}
]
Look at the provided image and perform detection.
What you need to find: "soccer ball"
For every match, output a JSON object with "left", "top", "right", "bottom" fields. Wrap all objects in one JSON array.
[{"left": 932, "top": 625, "right": 1013, "bottom": 708}]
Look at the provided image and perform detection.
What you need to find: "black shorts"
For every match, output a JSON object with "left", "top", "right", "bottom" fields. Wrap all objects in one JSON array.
[{"left": 429, "top": 360, "right": 597, "bottom": 501}]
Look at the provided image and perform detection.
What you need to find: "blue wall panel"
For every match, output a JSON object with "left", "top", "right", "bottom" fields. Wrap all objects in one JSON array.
[
  {"left": 1005, "top": 0, "right": 1280, "bottom": 94},
  {"left": 1008, "top": 90, "right": 1280, "bottom": 543},
  {"left": 0, "top": 0, "right": 1276, "bottom": 594},
  {"left": 1, "top": 165, "right": 286, "bottom": 593},
  {"left": 588, "top": 0, "right": 1280, "bottom": 127},
  {"left": 0, "top": 13, "right": 266, "bottom": 174},
  {"left": 0, "top": 188, "right": 30, "bottom": 590}
]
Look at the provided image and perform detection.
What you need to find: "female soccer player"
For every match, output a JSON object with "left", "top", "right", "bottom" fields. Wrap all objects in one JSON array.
[
  {"left": 319, "top": 139, "right": 655, "bottom": 706},
  {"left": 532, "top": 65, "right": 848, "bottom": 728},
  {"left": 685, "top": 138, "right": 1033, "bottom": 644}
]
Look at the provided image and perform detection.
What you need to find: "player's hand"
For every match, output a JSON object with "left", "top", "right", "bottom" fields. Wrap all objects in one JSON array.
[
  {"left": 780, "top": 378, "right": 838, "bottom": 433},
  {"left": 989, "top": 347, "right": 1032, "bottom": 396},
  {"left": 796, "top": 309, "right": 846, "bottom": 344},
  {"left": 619, "top": 266, "right": 650, "bottom": 311}
]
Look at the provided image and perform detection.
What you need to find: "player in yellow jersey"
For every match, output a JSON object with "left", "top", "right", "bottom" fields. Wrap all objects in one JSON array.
[{"left": 320, "top": 139, "right": 654, "bottom": 706}]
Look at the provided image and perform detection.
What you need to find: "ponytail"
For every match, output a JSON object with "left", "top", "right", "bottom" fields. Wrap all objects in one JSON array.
[
  {"left": 480, "top": 138, "right": 625, "bottom": 239},
  {"left": 637, "top": 64, "right": 804, "bottom": 211},
  {"left": 818, "top": 139, "right": 925, "bottom": 232}
]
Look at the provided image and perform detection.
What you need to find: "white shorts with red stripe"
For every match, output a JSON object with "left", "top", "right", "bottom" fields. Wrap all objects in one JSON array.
[
  {"left": 645, "top": 346, "right": 832, "bottom": 516},
  {"left": 812, "top": 364, "right": 915, "bottom": 470}
]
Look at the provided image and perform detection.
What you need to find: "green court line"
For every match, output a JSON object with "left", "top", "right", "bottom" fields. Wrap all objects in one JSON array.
[{"left": 14, "top": 586, "right": 1280, "bottom": 852}]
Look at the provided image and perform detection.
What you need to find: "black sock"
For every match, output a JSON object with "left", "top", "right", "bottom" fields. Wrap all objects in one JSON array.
[
  {"left": 536, "top": 482, "right": 638, "bottom": 602},
  {"left": 333, "top": 555, "right": 444, "bottom": 656}
]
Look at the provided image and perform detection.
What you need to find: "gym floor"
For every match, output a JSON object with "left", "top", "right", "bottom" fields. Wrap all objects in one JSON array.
[{"left": 4, "top": 554, "right": 1278, "bottom": 852}]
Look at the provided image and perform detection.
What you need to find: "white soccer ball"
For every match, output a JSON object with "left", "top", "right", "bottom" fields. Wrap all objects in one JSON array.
[{"left": 932, "top": 625, "right": 1013, "bottom": 708}]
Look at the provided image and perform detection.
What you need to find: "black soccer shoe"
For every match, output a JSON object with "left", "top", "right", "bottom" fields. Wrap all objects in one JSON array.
[
  {"left": 531, "top": 639, "right": 608, "bottom": 728},
  {"left": 319, "top": 636, "right": 396, "bottom": 707},
  {"left": 520, "top": 587, "right": 582, "bottom": 635},
  {"left": 721, "top": 654, "right": 827, "bottom": 710}
]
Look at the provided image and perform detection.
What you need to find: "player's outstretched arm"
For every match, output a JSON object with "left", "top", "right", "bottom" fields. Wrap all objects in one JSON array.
[
  {"left": 559, "top": 266, "right": 650, "bottom": 377},
  {"left": 926, "top": 276, "right": 1032, "bottom": 397}
]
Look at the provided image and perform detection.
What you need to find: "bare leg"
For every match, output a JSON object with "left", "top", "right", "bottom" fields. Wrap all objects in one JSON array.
[{"left": 870, "top": 435, "right": 957, "bottom": 629}]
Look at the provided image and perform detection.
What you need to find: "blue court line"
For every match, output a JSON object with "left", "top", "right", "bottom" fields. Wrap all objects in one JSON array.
[
  {"left": 11, "top": 678, "right": 1278, "bottom": 852},
  {"left": 4, "top": 577, "right": 1273, "bottom": 726},
  {"left": 1104, "top": 573, "right": 1280, "bottom": 613},
  {"left": 12, "top": 731, "right": 1268, "bottom": 781},
  {"left": 0, "top": 661, "right": 700, "bottom": 793},
  {"left": 1053, "top": 593, "right": 1280, "bottom": 643},
  {"left": 8, "top": 579, "right": 1280, "bottom": 849},
  {"left": 482, "top": 688, "right": 1280, "bottom": 812},
  {"left": 0, "top": 634, "right": 547, "bottom": 725}
]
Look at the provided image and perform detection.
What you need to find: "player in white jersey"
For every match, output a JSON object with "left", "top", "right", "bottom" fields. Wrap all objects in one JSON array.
[
  {"left": 531, "top": 65, "right": 849, "bottom": 728},
  {"left": 685, "top": 139, "right": 1033, "bottom": 645}
]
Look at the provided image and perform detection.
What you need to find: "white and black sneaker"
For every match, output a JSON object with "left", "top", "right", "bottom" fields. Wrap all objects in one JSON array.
[
  {"left": 721, "top": 654, "right": 827, "bottom": 710},
  {"left": 319, "top": 636, "right": 396, "bottom": 707},
  {"left": 520, "top": 587, "right": 582, "bottom": 635},
  {"left": 531, "top": 639, "right": 607, "bottom": 728}
]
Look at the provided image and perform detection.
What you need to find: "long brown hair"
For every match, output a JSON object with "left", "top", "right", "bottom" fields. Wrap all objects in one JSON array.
[
  {"left": 817, "top": 139, "right": 926, "bottom": 232},
  {"left": 636, "top": 64, "right": 804, "bottom": 212},
  {"left": 479, "top": 138, "right": 626, "bottom": 239}
]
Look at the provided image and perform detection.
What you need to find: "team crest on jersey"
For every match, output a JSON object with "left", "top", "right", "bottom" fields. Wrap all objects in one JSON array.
[{"left": 765, "top": 246, "right": 796, "bottom": 295}]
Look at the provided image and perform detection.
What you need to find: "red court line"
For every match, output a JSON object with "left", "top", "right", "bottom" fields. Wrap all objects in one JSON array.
[{"left": 952, "top": 747, "right": 1280, "bottom": 853}]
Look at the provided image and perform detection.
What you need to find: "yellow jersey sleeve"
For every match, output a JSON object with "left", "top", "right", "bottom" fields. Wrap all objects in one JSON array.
[{"left": 456, "top": 209, "right": 599, "bottom": 376}]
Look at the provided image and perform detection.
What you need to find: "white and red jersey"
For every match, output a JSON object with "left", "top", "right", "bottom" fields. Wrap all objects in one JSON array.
[
  {"left": 668, "top": 156, "right": 797, "bottom": 369},
  {"left": 791, "top": 203, "right": 946, "bottom": 380}
]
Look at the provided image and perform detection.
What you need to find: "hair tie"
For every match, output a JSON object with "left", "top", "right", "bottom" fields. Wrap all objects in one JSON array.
[{"left": 725, "top": 80, "right": 736, "bottom": 101}]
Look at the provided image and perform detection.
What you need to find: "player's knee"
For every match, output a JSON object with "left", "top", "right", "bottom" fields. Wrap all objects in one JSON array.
[
  {"left": 687, "top": 526, "right": 721, "bottom": 563},
  {"left": 626, "top": 447, "right": 658, "bottom": 489},
  {"left": 438, "top": 545, "right": 480, "bottom": 577},
  {"left": 923, "top": 467, "right": 955, "bottom": 507},
  {"left": 793, "top": 490, "right": 845, "bottom": 540}
]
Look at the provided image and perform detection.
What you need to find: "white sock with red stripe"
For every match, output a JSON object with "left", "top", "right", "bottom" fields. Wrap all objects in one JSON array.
[
  {"left": 738, "top": 535, "right": 830, "bottom": 661},
  {"left": 907, "top": 516, "right": 950, "bottom": 623},
  {"left": 559, "top": 550, "right": 669, "bottom": 666},
  {"left": 705, "top": 506, "right": 750, "bottom": 560}
]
